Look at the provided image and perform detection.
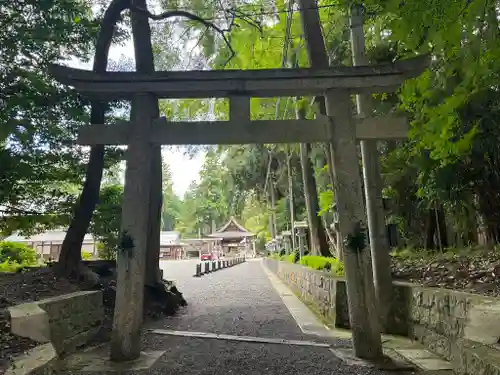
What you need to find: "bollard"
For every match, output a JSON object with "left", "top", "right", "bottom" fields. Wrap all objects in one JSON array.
[
  {"left": 204, "top": 261, "right": 210, "bottom": 274},
  {"left": 212, "top": 261, "right": 217, "bottom": 271},
  {"left": 218, "top": 260, "right": 221, "bottom": 269},
  {"left": 194, "top": 263, "right": 202, "bottom": 277}
]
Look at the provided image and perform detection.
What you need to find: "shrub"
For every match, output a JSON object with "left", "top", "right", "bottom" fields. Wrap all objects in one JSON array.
[
  {"left": 335, "top": 261, "right": 344, "bottom": 276},
  {"left": 299, "top": 255, "right": 336, "bottom": 271},
  {"left": 298, "top": 255, "right": 344, "bottom": 276},
  {"left": 96, "top": 242, "right": 116, "bottom": 260},
  {"left": 0, "top": 242, "right": 38, "bottom": 265},
  {"left": 81, "top": 251, "right": 93, "bottom": 260},
  {"left": 0, "top": 259, "right": 23, "bottom": 272},
  {"left": 90, "top": 185, "right": 123, "bottom": 260}
]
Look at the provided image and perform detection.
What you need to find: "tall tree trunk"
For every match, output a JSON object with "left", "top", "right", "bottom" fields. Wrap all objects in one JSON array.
[
  {"left": 57, "top": 0, "right": 130, "bottom": 279},
  {"left": 286, "top": 146, "right": 296, "bottom": 249},
  {"left": 424, "top": 210, "right": 437, "bottom": 249},
  {"left": 129, "top": 0, "right": 163, "bottom": 287},
  {"left": 298, "top": 127, "right": 330, "bottom": 256},
  {"left": 297, "top": 0, "right": 383, "bottom": 359},
  {"left": 436, "top": 204, "right": 448, "bottom": 249},
  {"left": 269, "top": 175, "right": 277, "bottom": 238},
  {"left": 350, "top": 4, "right": 393, "bottom": 332}
]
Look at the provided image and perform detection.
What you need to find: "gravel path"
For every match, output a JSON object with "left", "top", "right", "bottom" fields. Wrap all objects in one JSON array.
[
  {"left": 151, "top": 259, "right": 309, "bottom": 340},
  {"left": 143, "top": 336, "right": 401, "bottom": 375},
  {"left": 139, "top": 259, "right": 413, "bottom": 375}
]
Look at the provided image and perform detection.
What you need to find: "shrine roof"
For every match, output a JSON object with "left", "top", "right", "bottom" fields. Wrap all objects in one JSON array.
[
  {"left": 206, "top": 217, "right": 255, "bottom": 239},
  {"left": 206, "top": 231, "right": 255, "bottom": 240}
]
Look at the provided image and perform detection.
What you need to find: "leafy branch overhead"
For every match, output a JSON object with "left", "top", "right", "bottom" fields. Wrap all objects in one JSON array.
[{"left": 130, "top": 5, "right": 238, "bottom": 65}]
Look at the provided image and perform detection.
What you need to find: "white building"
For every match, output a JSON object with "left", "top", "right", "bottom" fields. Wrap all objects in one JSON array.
[
  {"left": 4, "top": 229, "right": 185, "bottom": 261},
  {"left": 159, "top": 231, "right": 184, "bottom": 259},
  {"left": 3, "top": 229, "right": 96, "bottom": 260}
]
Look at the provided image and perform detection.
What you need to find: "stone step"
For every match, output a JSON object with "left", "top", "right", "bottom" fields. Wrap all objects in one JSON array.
[
  {"left": 390, "top": 347, "right": 453, "bottom": 373},
  {"left": 325, "top": 329, "right": 454, "bottom": 373}
]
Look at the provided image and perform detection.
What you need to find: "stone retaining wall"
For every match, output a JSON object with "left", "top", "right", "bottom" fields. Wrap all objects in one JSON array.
[
  {"left": 264, "top": 258, "right": 500, "bottom": 375},
  {"left": 264, "top": 259, "right": 349, "bottom": 328},
  {"left": 9, "top": 291, "right": 103, "bottom": 356}
]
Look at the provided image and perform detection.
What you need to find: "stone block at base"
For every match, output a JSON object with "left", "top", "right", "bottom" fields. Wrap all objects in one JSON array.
[
  {"left": 330, "top": 348, "right": 416, "bottom": 371},
  {"left": 5, "top": 343, "right": 57, "bottom": 375},
  {"left": 80, "top": 350, "right": 165, "bottom": 374}
]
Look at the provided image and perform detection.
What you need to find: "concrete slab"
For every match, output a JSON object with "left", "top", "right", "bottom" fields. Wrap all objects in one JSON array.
[
  {"left": 5, "top": 343, "right": 57, "bottom": 375},
  {"left": 463, "top": 299, "right": 500, "bottom": 345},
  {"left": 261, "top": 261, "right": 455, "bottom": 373},
  {"left": 330, "top": 347, "right": 416, "bottom": 371},
  {"left": 149, "top": 329, "right": 331, "bottom": 348},
  {"left": 396, "top": 349, "right": 453, "bottom": 371},
  {"left": 80, "top": 350, "right": 165, "bottom": 374},
  {"left": 382, "top": 334, "right": 423, "bottom": 350},
  {"left": 8, "top": 302, "right": 51, "bottom": 343}
]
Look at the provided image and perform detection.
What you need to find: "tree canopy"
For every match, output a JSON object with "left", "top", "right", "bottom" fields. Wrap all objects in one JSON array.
[{"left": 3, "top": 0, "right": 500, "bottom": 254}]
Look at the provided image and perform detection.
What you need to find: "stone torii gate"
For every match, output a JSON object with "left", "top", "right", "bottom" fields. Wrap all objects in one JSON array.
[{"left": 49, "top": 55, "right": 428, "bottom": 361}]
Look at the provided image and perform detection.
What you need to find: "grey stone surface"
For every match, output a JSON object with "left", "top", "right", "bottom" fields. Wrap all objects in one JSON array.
[
  {"left": 264, "top": 258, "right": 500, "bottom": 375},
  {"left": 80, "top": 350, "right": 165, "bottom": 374},
  {"left": 130, "top": 259, "right": 414, "bottom": 375},
  {"left": 8, "top": 290, "right": 103, "bottom": 357},
  {"left": 263, "top": 258, "right": 349, "bottom": 329},
  {"left": 154, "top": 260, "right": 311, "bottom": 340},
  {"left": 9, "top": 303, "right": 51, "bottom": 343},
  {"left": 4, "top": 343, "right": 57, "bottom": 375}
]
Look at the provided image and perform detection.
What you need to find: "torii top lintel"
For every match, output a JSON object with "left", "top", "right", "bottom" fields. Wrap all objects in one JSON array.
[{"left": 48, "top": 55, "right": 429, "bottom": 100}]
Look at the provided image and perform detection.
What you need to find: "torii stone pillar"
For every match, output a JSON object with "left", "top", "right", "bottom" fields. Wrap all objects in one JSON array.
[
  {"left": 282, "top": 230, "right": 292, "bottom": 254},
  {"left": 276, "top": 235, "right": 283, "bottom": 252},
  {"left": 294, "top": 221, "right": 308, "bottom": 259},
  {"left": 49, "top": 53, "right": 428, "bottom": 362},
  {"left": 110, "top": 93, "right": 154, "bottom": 361},
  {"left": 325, "top": 89, "right": 383, "bottom": 359}
]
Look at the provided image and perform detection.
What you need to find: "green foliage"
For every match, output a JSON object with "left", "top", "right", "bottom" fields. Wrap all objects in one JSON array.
[
  {"left": 96, "top": 242, "right": 115, "bottom": 261},
  {"left": 89, "top": 185, "right": 123, "bottom": 260},
  {"left": 299, "top": 256, "right": 344, "bottom": 276},
  {"left": 81, "top": 251, "right": 93, "bottom": 260},
  {"left": 0, "top": 0, "right": 99, "bottom": 235},
  {"left": 162, "top": 163, "right": 183, "bottom": 231},
  {"left": 318, "top": 190, "right": 335, "bottom": 217},
  {"left": 0, "top": 241, "right": 38, "bottom": 265}
]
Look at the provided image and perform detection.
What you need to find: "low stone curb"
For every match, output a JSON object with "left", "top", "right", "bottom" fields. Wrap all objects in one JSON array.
[
  {"left": 5, "top": 291, "right": 103, "bottom": 375},
  {"left": 193, "top": 257, "right": 246, "bottom": 277},
  {"left": 5, "top": 343, "right": 57, "bottom": 375}
]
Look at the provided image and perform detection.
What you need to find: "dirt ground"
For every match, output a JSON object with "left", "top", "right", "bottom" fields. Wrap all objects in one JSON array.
[
  {"left": 0, "top": 262, "right": 186, "bottom": 372},
  {"left": 0, "top": 268, "right": 80, "bottom": 372},
  {"left": 2, "top": 250, "right": 500, "bottom": 372},
  {"left": 391, "top": 248, "right": 500, "bottom": 296}
]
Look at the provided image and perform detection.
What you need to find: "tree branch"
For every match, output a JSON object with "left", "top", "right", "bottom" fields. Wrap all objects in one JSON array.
[{"left": 129, "top": 6, "right": 236, "bottom": 66}]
